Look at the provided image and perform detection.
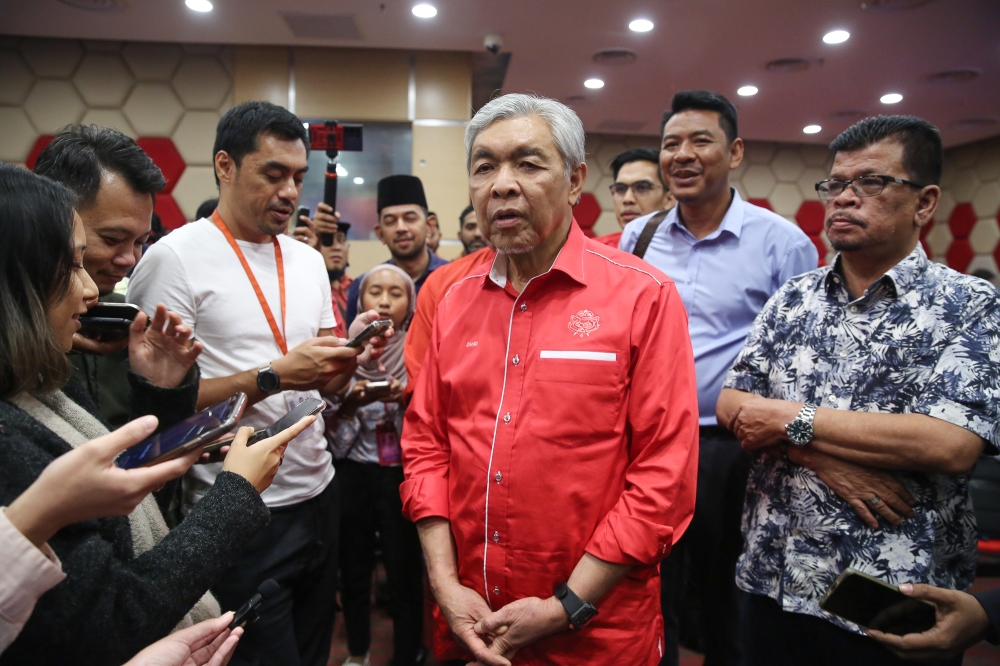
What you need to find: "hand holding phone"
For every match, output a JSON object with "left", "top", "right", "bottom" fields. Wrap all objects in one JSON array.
[
  {"left": 820, "top": 568, "right": 936, "bottom": 635},
  {"left": 78, "top": 302, "right": 142, "bottom": 343},
  {"left": 221, "top": 413, "right": 318, "bottom": 493},
  {"left": 345, "top": 319, "right": 392, "bottom": 349}
]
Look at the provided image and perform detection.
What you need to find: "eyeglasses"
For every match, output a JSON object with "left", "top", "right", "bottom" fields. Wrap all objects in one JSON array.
[
  {"left": 609, "top": 180, "right": 663, "bottom": 198},
  {"left": 815, "top": 175, "right": 926, "bottom": 201}
]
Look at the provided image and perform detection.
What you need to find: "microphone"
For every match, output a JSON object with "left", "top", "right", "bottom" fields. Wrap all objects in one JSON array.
[{"left": 228, "top": 578, "right": 280, "bottom": 630}]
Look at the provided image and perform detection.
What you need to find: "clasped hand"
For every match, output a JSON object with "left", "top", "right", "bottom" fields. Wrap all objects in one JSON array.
[{"left": 727, "top": 395, "right": 801, "bottom": 452}]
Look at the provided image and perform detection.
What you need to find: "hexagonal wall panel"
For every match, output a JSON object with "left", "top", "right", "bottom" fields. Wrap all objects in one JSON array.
[
  {"left": 172, "top": 166, "right": 219, "bottom": 220},
  {"left": 72, "top": 53, "right": 134, "bottom": 107},
  {"left": 80, "top": 109, "right": 136, "bottom": 138},
  {"left": 594, "top": 175, "right": 615, "bottom": 211},
  {"left": 594, "top": 141, "right": 629, "bottom": 177},
  {"left": 800, "top": 145, "right": 832, "bottom": 168},
  {"left": 937, "top": 190, "right": 957, "bottom": 224},
  {"left": 592, "top": 211, "right": 619, "bottom": 238},
  {"left": 946, "top": 239, "right": 975, "bottom": 273},
  {"left": 974, "top": 140, "right": 1000, "bottom": 182},
  {"left": 967, "top": 255, "right": 999, "bottom": 283},
  {"left": 137, "top": 138, "right": 185, "bottom": 192},
  {"left": 969, "top": 218, "right": 1000, "bottom": 254},
  {"left": 795, "top": 201, "right": 825, "bottom": 235},
  {"left": 24, "top": 80, "right": 85, "bottom": 133},
  {"left": 154, "top": 192, "right": 187, "bottom": 231},
  {"left": 0, "top": 108, "right": 39, "bottom": 162},
  {"left": 123, "top": 83, "right": 183, "bottom": 136},
  {"left": 171, "top": 111, "right": 219, "bottom": 166},
  {"left": 948, "top": 203, "right": 978, "bottom": 239},
  {"left": 123, "top": 43, "right": 184, "bottom": 81},
  {"left": 172, "top": 56, "right": 231, "bottom": 110},
  {"left": 769, "top": 183, "right": 803, "bottom": 217},
  {"left": 747, "top": 198, "right": 773, "bottom": 212},
  {"left": 0, "top": 50, "right": 35, "bottom": 106},
  {"left": 948, "top": 169, "right": 979, "bottom": 203},
  {"left": 797, "top": 167, "right": 828, "bottom": 200},
  {"left": 25, "top": 136, "right": 54, "bottom": 170},
  {"left": 924, "top": 222, "right": 952, "bottom": 258},
  {"left": 575, "top": 193, "right": 601, "bottom": 234},
  {"left": 82, "top": 40, "right": 122, "bottom": 53},
  {"left": 771, "top": 149, "right": 805, "bottom": 182},
  {"left": 972, "top": 182, "right": 1000, "bottom": 219},
  {"left": 742, "top": 165, "right": 776, "bottom": 198},
  {"left": 743, "top": 142, "right": 776, "bottom": 165},
  {"left": 20, "top": 38, "right": 82, "bottom": 77}
]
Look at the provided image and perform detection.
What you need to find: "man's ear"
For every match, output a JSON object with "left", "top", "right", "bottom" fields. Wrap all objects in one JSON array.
[
  {"left": 914, "top": 185, "right": 940, "bottom": 231},
  {"left": 374, "top": 223, "right": 386, "bottom": 244},
  {"left": 729, "top": 138, "right": 745, "bottom": 171},
  {"left": 215, "top": 151, "right": 235, "bottom": 187},
  {"left": 568, "top": 162, "right": 588, "bottom": 207}
]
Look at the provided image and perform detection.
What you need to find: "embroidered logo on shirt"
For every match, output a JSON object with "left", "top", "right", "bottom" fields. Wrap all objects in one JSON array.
[{"left": 568, "top": 310, "right": 600, "bottom": 337}]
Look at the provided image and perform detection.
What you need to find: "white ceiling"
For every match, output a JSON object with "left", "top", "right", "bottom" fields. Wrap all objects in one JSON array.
[{"left": 2, "top": 0, "right": 998, "bottom": 147}]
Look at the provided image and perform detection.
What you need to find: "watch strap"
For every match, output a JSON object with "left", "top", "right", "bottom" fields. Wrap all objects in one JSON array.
[{"left": 554, "top": 581, "right": 598, "bottom": 630}]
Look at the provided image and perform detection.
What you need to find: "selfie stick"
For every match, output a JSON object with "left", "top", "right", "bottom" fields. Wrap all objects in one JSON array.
[
  {"left": 307, "top": 121, "right": 363, "bottom": 246},
  {"left": 322, "top": 131, "right": 339, "bottom": 247},
  {"left": 228, "top": 578, "right": 280, "bottom": 630}
]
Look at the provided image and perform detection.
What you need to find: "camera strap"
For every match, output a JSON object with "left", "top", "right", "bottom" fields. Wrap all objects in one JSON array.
[{"left": 212, "top": 211, "right": 288, "bottom": 355}]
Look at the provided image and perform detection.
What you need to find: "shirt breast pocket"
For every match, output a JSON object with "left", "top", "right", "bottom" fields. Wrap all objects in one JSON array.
[{"left": 527, "top": 349, "right": 626, "bottom": 446}]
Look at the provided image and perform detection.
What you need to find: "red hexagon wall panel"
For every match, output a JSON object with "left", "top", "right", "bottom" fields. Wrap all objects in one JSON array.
[
  {"left": 575, "top": 192, "right": 601, "bottom": 237},
  {"left": 25, "top": 135, "right": 54, "bottom": 170},
  {"left": 154, "top": 192, "right": 186, "bottom": 231},
  {"left": 136, "top": 137, "right": 185, "bottom": 193}
]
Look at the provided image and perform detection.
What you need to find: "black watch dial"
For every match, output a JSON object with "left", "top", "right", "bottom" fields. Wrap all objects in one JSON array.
[{"left": 257, "top": 367, "right": 280, "bottom": 393}]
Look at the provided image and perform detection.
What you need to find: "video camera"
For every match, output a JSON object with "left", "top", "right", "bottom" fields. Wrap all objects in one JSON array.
[{"left": 307, "top": 121, "right": 363, "bottom": 245}]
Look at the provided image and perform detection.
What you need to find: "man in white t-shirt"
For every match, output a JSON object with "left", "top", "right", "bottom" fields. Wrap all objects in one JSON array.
[{"left": 128, "top": 101, "right": 375, "bottom": 666}]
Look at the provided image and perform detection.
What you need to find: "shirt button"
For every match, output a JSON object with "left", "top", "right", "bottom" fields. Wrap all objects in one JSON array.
[
  {"left": 512, "top": 354, "right": 520, "bottom": 366},
  {"left": 503, "top": 412, "right": 511, "bottom": 424},
  {"left": 520, "top": 303, "right": 527, "bottom": 312},
  {"left": 493, "top": 586, "right": 500, "bottom": 596},
  {"left": 495, "top": 471, "right": 502, "bottom": 483},
  {"left": 849, "top": 305, "right": 858, "bottom": 313},
  {"left": 827, "top": 394, "right": 836, "bottom": 403},
  {"left": 493, "top": 531, "right": 500, "bottom": 543},
  {"left": 839, "top": 350, "right": 848, "bottom": 357}
]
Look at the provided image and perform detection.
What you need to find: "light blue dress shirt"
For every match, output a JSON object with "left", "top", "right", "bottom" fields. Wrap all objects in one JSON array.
[{"left": 619, "top": 189, "right": 818, "bottom": 425}]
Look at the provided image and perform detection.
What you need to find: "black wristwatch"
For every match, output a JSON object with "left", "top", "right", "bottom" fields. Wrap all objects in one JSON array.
[
  {"left": 256, "top": 363, "right": 281, "bottom": 394},
  {"left": 554, "top": 582, "right": 598, "bottom": 630}
]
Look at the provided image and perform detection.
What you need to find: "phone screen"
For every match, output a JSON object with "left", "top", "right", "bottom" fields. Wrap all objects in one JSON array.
[
  {"left": 248, "top": 397, "right": 325, "bottom": 446},
  {"left": 116, "top": 394, "right": 245, "bottom": 469},
  {"left": 345, "top": 319, "right": 391, "bottom": 349},
  {"left": 820, "top": 569, "right": 936, "bottom": 635}
]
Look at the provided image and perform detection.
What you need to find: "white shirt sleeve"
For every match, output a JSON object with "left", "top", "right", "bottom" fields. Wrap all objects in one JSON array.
[
  {"left": 316, "top": 256, "right": 336, "bottom": 331},
  {"left": 0, "top": 509, "right": 65, "bottom": 653},
  {"left": 127, "top": 243, "right": 198, "bottom": 329}
]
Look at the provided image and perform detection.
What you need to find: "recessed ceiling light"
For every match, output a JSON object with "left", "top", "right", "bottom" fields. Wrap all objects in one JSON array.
[
  {"left": 803, "top": 125, "right": 822, "bottom": 134},
  {"left": 737, "top": 85, "right": 758, "bottom": 97},
  {"left": 412, "top": 4, "right": 436, "bottom": 18},
  {"left": 629, "top": 19, "right": 654, "bottom": 32},
  {"left": 880, "top": 92, "right": 903, "bottom": 104},
  {"left": 353, "top": 177, "right": 364, "bottom": 185},
  {"left": 584, "top": 78, "right": 605, "bottom": 89},
  {"left": 185, "top": 0, "right": 212, "bottom": 11},
  {"left": 823, "top": 30, "right": 850, "bottom": 44},
  {"left": 336, "top": 164, "right": 348, "bottom": 177}
]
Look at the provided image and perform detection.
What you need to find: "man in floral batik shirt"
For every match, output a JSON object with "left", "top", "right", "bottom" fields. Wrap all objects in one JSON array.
[{"left": 717, "top": 115, "right": 1000, "bottom": 666}]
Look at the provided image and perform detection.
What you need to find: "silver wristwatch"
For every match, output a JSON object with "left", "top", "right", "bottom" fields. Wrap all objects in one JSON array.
[{"left": 785, "top": 403, "right": 818, "bottom": 447}]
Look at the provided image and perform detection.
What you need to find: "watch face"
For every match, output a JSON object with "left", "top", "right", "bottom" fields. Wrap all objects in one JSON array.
[
  {"left": 257, "top": 369, "right": 280, "bottom": 393},
  {"left": 571, "top": 604, "right": 599, "bottom": 628},
  {"left": 787, "top": 419, "right": 812, "bottom": 446}
]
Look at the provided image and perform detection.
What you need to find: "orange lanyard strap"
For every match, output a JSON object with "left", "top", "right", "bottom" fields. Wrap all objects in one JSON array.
[{"left": 212, "top": 211, "right": 288, "bottom": 355}]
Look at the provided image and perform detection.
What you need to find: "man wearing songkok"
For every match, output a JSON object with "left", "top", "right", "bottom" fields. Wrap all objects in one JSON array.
[
  {"left": 717, "top": 115, "right": 1000, "bottom": 666},
  {"left": 401, "top": 93, "right": 699, "bottom": 666}
]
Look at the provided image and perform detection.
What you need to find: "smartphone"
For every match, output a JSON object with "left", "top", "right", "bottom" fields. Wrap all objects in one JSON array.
[
  {"left": 115, "top": 393, "right": 247, "bottom": 469},
  {"left": 345, "top": 319, "right": 392, "bottom": 349},
  {"left": 78, "top": 302, "right": 142, "bottom": 342},
  {"left": 819, "top": 568, "right": 936, "bottom": 635},
  {"left": 364, "top": 380, "right": 392, "bottom": 398},
  {"left": 205, "top": 397, "right": 325, "bottom": 452},
  {"left": 295, "top": 206, "right": 310, "bottom": 228}
]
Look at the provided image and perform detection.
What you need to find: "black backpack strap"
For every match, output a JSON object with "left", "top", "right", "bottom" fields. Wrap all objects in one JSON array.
[{"left": 631, "top": 209, "right": 670, "bottom": 260}]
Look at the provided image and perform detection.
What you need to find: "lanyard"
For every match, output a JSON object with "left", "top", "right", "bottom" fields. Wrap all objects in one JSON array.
[{"left": 212, "top": 211, "right": 288, "bottom": 355}]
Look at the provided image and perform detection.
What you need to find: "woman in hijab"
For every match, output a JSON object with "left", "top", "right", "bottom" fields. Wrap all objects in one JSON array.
[{"left": 328, "top": 264, "right": 425, "bottom": 666}]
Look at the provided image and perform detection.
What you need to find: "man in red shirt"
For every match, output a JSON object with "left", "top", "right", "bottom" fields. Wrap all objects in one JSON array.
[{"left": 401, "top": 93, "right": 699, "bottom": 666}]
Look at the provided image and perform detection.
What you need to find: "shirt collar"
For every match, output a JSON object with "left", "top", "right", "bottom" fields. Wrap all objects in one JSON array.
[
  {"left": 387, "top": 248, "right": 447, "bottom": 283},
  {"left": 665, "top": 188, "right": 745, "bottom": 241},
  {"left": 824, "top": 243, "right": 929, "bottom": 298},
  {"left": 487, "top": 219, "right": 588, "bottom": 289}
]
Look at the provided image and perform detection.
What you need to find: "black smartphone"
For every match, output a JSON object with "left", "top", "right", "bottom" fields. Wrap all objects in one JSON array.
[
  {"left": 364, "top": 380, "right": 392, "bottom": 398},
  {"left": 115, "top": 393, "right": 247, "bottom": 469},
  {"left": 345, "top": 319, "right": 392, "bottom": 349},
  {"left": 819, "top": 568, "right": 936, "bottom": 635},
  {"left": 295, "top": 206, "right": 310, "bottom": 228},
  {"left": 79, "top": 302, "right": 142, "bottom": 342},
  {"left": 205, "top": 397, "right": 325, "bottom": 452}
]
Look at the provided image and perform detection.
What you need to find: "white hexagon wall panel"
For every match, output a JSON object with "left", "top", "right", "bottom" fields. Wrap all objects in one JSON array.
[
  {"left": 0, "top": 50, "right": 35, "bottom": 106},
  {"left": 770, "top": 149, "right": 805, "bottom": 182},
  {"left": 20, "top": 38, "right": 82, "bottom": 77},
  {"left": 172, "top": 56, "right": 231, "bottom": 110},
  {"left": 123, "top": 83, "right": 184, "bottom": 136},
  {"left": 171, "top": 166, "right": 219, "bottom": 220},
  {"left": 0, "top": 108, "right": 38, "bottom": 162},
  {"left": 79, "top": 109, "right": 136, "bottom": 138},
  {"left": 172, "top": 111, "right": 220, "bottom": 165},
  {"left": 742, "top": 164, "right": 777, "bottom": 198},
  {"left": 123, "top": 43, "right": 184, "bottom": 81},
  {"left": 73, "top": 53, "right": 135, "bottom": 107},
  {"left": 24, "top": 80, "right": 85, "bottom": 133}
]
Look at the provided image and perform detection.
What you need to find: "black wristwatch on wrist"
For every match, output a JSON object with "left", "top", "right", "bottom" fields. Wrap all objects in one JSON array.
[
  {"left": 256, "top": 363, "right": 281, "bottom": 394},
  {"left": 554, "top": 582, "right": 598, "bottom": 630}
]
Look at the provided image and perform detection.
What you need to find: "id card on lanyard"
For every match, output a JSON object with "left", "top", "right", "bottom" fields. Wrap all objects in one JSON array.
[{"left": 212, "top": 211, "right": 288, "bottom": 356}]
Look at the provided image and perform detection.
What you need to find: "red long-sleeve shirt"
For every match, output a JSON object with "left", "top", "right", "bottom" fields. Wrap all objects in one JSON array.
[{"left": 401, "top": 222, "right": 699, "bottom": 664}]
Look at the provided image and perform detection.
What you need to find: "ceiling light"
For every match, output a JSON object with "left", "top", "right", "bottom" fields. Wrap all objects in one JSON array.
[
  {"left": 185, "top": 0, "right": 212, "bottom": 11},
  {"left": 880, "top": 92, "right": 903, "bottom": 104},
  {"left": 412, "top": 4, "right": 436, "bottom": 18},
  {"left": 629, "top": 19, "right": 654, "bottom": 32},
  {"left": 353, "top": 177, "right": 364, "bottom": 185},
  {"left": 823, "top": 30, "right": 850, "bottom": 44},
  {"left": 737, "top": 85, "right": 758, "bottom": 97},
  {"left": 803, "top": 125, "right": 822, "bottom": 134},
  {"left": 336, "top": 164, "right": 348, "bottom": 177},
  {"left": 584, "top": 78, "right": 604, "bottom": 89}
]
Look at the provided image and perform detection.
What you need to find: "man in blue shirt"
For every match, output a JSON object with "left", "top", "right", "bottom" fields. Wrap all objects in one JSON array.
[
  {"left": 620, "top": 90, "right": 817, "bottom": 666},
  {"left": 345, "top": 175, "right": 448, "bottom": 327}
]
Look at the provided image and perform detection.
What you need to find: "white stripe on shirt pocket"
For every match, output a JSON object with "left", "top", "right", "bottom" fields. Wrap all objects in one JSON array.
[{"left": 539, "top": 350, "right": 617, "bottom": 361}]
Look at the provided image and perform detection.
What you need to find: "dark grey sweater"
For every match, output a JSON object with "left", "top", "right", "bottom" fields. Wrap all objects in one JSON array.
[{"left": 0, "top": 371, "right": 270, "bottom": 666}]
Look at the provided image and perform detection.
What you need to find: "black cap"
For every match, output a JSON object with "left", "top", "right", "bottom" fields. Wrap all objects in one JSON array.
[
  {"left": 336, "top": 220, "right": 351, "bottom": 233},
  {"left": 377, "top": 174, "right": 427, "bottom": 213}
]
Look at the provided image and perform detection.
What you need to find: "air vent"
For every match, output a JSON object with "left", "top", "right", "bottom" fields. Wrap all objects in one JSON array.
[
  {"left": 861, "top": 0, "right": 938, "bottom": 11},
  {"left": 57, "top": 0, "right": 126, "bottom": 11},
  {"left": 923, "top": 68, "right": 981, "bottom": 84},
  {"left": 765, "top": 57, "right": 823, "bottom": 73},
  {"left": 831, "top": 109, "right": 869, "bottom": 119},
  {"left": 562, "top": 95, "right": 591, "bottom": 108},
  {"left": 598, "top": 119, "right": 646, "bottom": 132},
  {"left": 592, "top": 49, "right": 638, "bottom": 67},
  {"left": 281, "top": 12, "right": 362, "bottom": 40},
  {"left": 952, "top": 116, "right": 998, "bottom": 129}
]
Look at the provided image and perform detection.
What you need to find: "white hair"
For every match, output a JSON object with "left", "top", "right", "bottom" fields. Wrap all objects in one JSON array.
[{"left": 465, "top": 93, "right": 586, "bottom": 179}]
